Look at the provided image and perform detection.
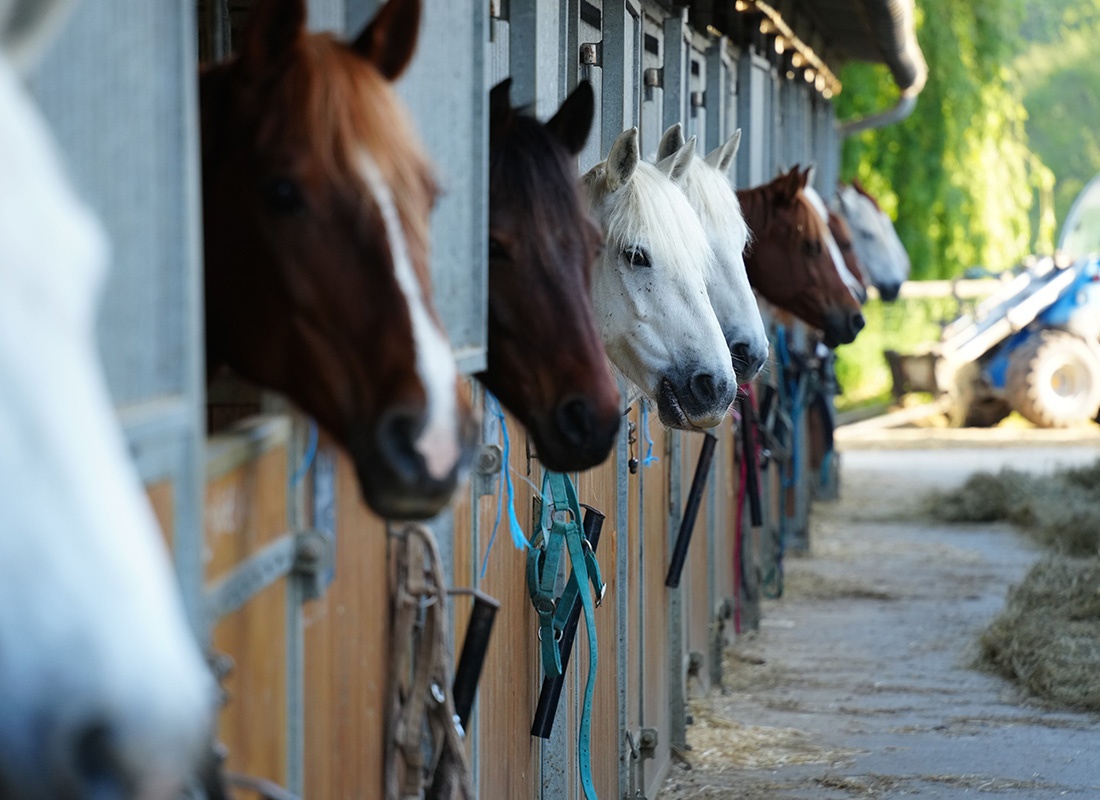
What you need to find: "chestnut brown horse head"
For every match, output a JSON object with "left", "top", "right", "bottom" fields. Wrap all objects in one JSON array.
[
  {"left": 738, "top": 167, "right": 865, "bottom": 347},
  {"left": 201, "top": 0, "right": 473, "bottom": 519},
  {"left": 480, "top": 79, "right": 620, "bottom": 470}
]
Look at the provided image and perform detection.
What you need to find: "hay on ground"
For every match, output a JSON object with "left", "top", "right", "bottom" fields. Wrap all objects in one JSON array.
[
  {"left": 926, "top": 458, "right": 1100, "bottom": 556},
  {"left": 978, "top": 556, "right": 1100, "bottom": 711}
]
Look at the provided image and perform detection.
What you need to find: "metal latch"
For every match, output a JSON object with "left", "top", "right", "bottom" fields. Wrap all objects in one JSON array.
[
  {"left": 204, "top": 528, "right": 335, "bottom": 623},
  {"left": 472, "top": 442, "right": 503, "bottom": 497},
  {"left": 580, "top": 41, "right": 602, "bottom": 66},
  {"left": 644, "top": 68, "right": 663, "bottom": 88}
]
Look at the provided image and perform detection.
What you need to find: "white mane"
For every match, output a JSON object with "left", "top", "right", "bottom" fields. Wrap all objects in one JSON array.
[
  {"left": 588, "top": 159, "right": 717, "bottom": 283},
  {"left": 0, "top": 11, "right": 210, "bottom": 796}
]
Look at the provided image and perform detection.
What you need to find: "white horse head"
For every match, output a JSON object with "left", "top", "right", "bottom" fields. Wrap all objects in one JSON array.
[
  {"left": 656, "top": 123, "right": 768, "bottom": 382},
  {"left": 583, "top": 127, "right": 736, "bottom": 429},
  {"left": 834, "top": 182, "right": 910, "bottom": 301},
  {"left": 802, "top": 177, "right": 868, "bottom": 305},
  {"left": 0, "top": 5, "right": 211, "bottom": 797}
]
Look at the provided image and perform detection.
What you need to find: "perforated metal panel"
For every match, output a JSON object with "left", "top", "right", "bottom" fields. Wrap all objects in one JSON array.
[
  {"left": 29, "top": 0, "right": 207, "bottom": 631},
  {"left": 350, "top": 0, "right": 489, "bottom": 374}
]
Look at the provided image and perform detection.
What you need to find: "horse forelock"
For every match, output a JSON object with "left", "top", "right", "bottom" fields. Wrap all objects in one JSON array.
[
  {"left": 490, "top": 115, "right": 595, "bottom": 275},
  {"left": 273, "top": 35, "right": 437, "bottom": 279},
  {"left": 682, "top": 157, "right": 751, "bottom": 258},
  {"left": 594, "top": 160, "right": 716, "bottom": 283}
]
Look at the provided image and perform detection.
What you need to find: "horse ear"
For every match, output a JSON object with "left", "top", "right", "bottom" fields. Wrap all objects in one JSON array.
[
  {"left": 705, "top": 128, "right": 741, "bottom": 174},
  {"left": 605, "top": 127, "right": 640, "bottom": 192},
  {"left": 239, "top": 0, "right": 306, "bottom": 71},
  {"left": 656, "top": 123, "right": 685, "bottom": 161},
  {"left": 546, "top": 81, "right": 595, "bottom": 155},
  {"left": 774, "top": 166, "right": 802, "bottom": 203},
  {"left": 490, "top": 78, "right": 514, "bottom": 136},
  {"left": 804, "top": 163, "right": 817, "bottom": 188},
  {"left": 656, "top": 135, "right": 696, "bottom": 185},
  {"left": 353, "top": 0, "right": 421, "bottom": 81}
]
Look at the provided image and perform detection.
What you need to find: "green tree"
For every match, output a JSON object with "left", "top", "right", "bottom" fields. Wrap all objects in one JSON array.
[{"left": 835, "top": 1, "right": 1043, "bottom": 279}]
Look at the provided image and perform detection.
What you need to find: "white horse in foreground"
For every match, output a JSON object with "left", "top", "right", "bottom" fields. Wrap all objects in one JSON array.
[
  {"left": 832, "top": 182, "right": 910, "bottom": 301},
  {"left": 0, "top": 2, "right": 212, "bottom": 797},
  {"left": 583, "top": 127, "right": 736, "bottom": 429},
  {"left": 656, "top": 123, "right": 768, "bottom": 382}
]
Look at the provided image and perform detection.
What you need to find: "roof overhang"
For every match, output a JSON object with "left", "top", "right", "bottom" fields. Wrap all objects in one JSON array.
[{"left": 787, "top": 0, "right": 927, "bottom": 95}]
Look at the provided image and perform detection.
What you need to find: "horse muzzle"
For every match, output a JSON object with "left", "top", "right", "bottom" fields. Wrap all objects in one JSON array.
[
  {"left": 657, "top": 372, "right": 735, "bottom": 431},
  {"left": 529, "top": 393, "right": 621, "bottom": 472},
  {"left": 821, "top": 308, "right": 865, "bottom": 348},
  {"left": 350, "top": 408, "right": 475, "bottom": 520}
]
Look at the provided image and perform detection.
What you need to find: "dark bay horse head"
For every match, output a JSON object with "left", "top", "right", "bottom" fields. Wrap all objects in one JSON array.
[
  {"left": 201, "top": 0, "right": 473, "bottom": 519},
  {"left": 480, "top": 79, "right": 620, "bottom": 470},
  {"left": 738, "top": 167, "right": 865, "bottom": 347}
]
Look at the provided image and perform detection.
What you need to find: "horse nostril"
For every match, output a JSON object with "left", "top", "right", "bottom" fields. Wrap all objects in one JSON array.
[
  {"left": 850, "top": 312, "right": 866, "bottom": 336},
  {"left": 731, "top": 343, "right": 751, "bottom": 367},
  {"left": 70, "top": 721, "right": 131, "bottom": 800},
  {"left": 689, "top": 372, "right": 721, "bottom": 406},
  {"left": 377, "top": 409, "right": 425, "bottom": 485},
  {"left": 556, "top": 397, "right": 596, "bottom": 446}
]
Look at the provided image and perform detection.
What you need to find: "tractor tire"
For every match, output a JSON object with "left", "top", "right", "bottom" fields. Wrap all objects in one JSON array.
[
  {"left": 946, "top": 362, "right": 1011, "bottom": 428},
  {"left": 1006, "top": 330, "right": 1100, "bottom": 428}
]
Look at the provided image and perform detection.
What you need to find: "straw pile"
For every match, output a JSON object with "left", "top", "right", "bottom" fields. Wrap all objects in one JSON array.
[
  {"left": 979, "top": 556, "right": 1100, "bottom": 711},
  {"left": 927, "top": 458, "right": 1100, "bottom": 555}
]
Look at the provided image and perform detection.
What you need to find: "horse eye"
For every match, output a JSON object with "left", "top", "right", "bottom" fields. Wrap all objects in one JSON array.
[
  {"left": 803, "top": 240, "right": 822, "bottom": 257},
  {"left": 623, "top": 247, "right": 651, "bottom": 268},
  {"left": 264, "top": 177, "right": 305, "bottom": 214},
  {"left": 488, "top": 237, "right": 509, "bottom": 261}
]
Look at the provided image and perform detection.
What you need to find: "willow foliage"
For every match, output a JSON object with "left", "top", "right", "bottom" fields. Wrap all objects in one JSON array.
[{"left": 835, "top": 1, "right": 1047, "bottom": 279}]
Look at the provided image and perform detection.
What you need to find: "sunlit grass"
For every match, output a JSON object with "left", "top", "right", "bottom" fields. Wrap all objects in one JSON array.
[{"left": 833, "top": 297, "right": 959, "bottom": 411}]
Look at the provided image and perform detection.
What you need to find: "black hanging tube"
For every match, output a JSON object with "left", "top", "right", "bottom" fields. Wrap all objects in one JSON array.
[
  {"left": 530, "top": 504, "right": 605, "bottom": 739},
  {"left": 740, "top": 395, "right": 763, "bottom": 527},
  {"left": 451, "top": 589, "right": 501, "bottom": 732},
  {"left": 665, "top": 433, "right": 718, "bottom": 588}
]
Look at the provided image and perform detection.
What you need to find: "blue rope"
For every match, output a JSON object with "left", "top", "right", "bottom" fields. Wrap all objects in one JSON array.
[
  {"left": 290, "top": 420, "right": 318, "bottom": 486},
  {"left": 640, "top": 404, "right": 659, "bottom": 467},
  {"left": 479, "top": 393, "right": 529, "bottom": 580}
]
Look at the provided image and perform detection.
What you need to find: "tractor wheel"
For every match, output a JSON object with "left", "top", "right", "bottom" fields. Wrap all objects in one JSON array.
[
  {"left": 1006, "top": 330, "right": 1100, "bottom": 428},
  {"left": 946, "top": 362, "right": 1010, "bottom": 428}
]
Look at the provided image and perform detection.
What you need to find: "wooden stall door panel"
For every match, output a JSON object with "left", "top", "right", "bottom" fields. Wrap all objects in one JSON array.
[
  {"left": 303, "top": 449, "right": 389, "bottom": 800},
  {"left": 684, "top": 433, "right": 712, "bottom": 694},
  {"left": 476, "top": 410, "right": 539, "bottom": 800},
  {"left": 577, "top": 458, "right": 623, "bottom": 799},
  {"left": 205, "top": 444, "right": 290, "bottom": 785},
  {"left": 147, "top": 480, "right": 174, "bottom": 549},
  {"left": 641, "top": 424, "right": 671, "bottom": 793}
]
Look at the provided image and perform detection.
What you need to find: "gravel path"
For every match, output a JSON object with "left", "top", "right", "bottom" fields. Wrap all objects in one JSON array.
[{"left": 660, "top": 441, "right": 1100, "bottom": 799}]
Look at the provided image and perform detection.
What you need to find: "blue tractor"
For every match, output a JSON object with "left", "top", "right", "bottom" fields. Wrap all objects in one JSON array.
[{"left": 888, "top": 175, "right": 1100, "bottom": 428}]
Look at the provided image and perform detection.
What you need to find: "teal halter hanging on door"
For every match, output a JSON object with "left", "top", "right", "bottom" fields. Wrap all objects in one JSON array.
[{"left": 526, "top": 470, "right": 605, "bottom": 799}]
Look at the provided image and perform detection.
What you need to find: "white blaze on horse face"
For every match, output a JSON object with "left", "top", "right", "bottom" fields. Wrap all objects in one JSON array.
[
  {"left": 0, "top": 54, "right": 211, "bottom": 796},
  {"left": 658, "top": 126, "right": 768, "bottom": 380},
  {"left": 358, "top": 151, "right": 460, "bottom": 481},
  {"left": 584, "top": 129, "right": 735, "bottom": 428},
  {"left": 804, "top": 184, "right": 866, "bottom": 303}
]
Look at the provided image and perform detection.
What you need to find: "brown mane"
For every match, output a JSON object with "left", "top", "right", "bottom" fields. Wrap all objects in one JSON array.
[{"left": 261, "top": 35, "right": 437, "bottom": 280}]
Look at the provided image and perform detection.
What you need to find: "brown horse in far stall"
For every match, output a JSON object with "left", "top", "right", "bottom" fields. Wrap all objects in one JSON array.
[
  {"left": 738, "top": 167, "right": 865, "bottom": 347},
  {"left": 201, "top": 0, "right": 473, "bottom": 519},
  {"left": 481, "top": 79, "right": 621, "bottom": 470}
]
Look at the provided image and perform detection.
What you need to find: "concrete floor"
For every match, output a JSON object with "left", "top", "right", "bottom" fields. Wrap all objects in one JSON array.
[{"left": 661, "top": 439, "right": 1100, "bottom": 799}]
